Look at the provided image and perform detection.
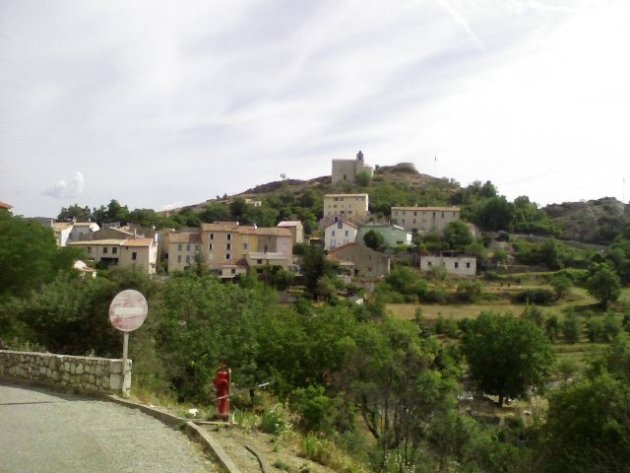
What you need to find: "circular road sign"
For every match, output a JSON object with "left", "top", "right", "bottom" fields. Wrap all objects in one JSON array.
[{"left": 109, "top": 289, "right": 148, "bottom": 332}]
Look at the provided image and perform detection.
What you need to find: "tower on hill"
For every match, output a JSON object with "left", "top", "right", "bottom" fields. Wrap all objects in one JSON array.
[{"left": 331, "top": 151, "right": 374, "bottom": 184}]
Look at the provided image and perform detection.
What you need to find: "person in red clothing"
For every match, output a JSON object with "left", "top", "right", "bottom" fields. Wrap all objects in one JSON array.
[{"left": 213, "top": 363, "right": 231, "bottom": 421}]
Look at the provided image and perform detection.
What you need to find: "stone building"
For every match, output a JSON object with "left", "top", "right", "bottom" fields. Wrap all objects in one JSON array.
[
  {"left": 390, "top": 206, "right": 460, "bottom": 234},
  {"left": 331, "top": 151, "right": 373, "bottom": 184}
]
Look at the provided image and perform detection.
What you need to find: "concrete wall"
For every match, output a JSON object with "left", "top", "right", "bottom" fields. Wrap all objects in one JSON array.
[{"left": 0, "top": 350, "right": 131, "bottom": 395}]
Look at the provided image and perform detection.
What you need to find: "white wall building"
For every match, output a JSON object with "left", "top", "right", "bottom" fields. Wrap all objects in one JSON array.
[
  {"left": 324, "top": 220, "right": 358, "bottom": 251},
  {"left": 419, "top": 255, "right": 477, "bottom": 276}
]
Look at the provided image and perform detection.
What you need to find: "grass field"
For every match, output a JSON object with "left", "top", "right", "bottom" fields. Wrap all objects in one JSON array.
[{"left": 386, "top": 286, "right": 607, "bottom": 322}]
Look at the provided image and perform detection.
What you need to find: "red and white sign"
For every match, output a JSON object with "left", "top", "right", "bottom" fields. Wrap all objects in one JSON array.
[{"left": 109, "top": 289, "right": 148, "bottom": 332}]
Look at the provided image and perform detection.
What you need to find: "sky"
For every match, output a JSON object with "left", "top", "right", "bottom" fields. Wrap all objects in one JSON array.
[{"left": 1, "top": 0, "right": 629, "bottom": 217}]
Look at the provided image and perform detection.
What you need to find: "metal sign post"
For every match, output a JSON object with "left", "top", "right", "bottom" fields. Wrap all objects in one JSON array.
[{"left": 109, "top": 289, "right": 148, "bottom": 397}]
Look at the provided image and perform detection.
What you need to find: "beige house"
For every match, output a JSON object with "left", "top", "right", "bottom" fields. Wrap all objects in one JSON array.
[
  {"left": 327, "top": 243, "right": 391, "bottom": 278},
  {"left": 69, "top": 237, "right": 158, "bottom": 273},
  {"left": 332, "top": 151, "right": 373, "bottom": 184},
  {"left": 324, "top": 220, "right": 358, "bottom": 251},
  {"left": 167, "top": 231, "right": 203, "bottom": 272},
  {"left": 323, "top": 193, "right": 369, "bottom": 224},
  {"left": 277, "top": 221, "right": 304, "bottom": 245},
  {"left": 420, "top": 255, "right": 477, "bottom": 277},
  {"left": 390, "top": 207, "right": 460, "bottom": 234}
]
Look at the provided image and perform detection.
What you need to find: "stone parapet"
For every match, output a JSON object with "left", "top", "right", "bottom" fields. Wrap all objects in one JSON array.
[{"left": 0, "top": 350, "right": 131, "bottom": 395}]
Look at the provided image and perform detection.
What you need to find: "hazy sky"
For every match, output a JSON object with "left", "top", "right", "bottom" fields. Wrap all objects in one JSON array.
[{"left": 1, "top": 0, "right": 628, "bottom": 217}]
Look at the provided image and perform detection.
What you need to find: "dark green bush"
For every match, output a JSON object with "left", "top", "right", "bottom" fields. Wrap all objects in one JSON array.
[{"left": 512, "top": 289, "right": 555, "bottom": 305}]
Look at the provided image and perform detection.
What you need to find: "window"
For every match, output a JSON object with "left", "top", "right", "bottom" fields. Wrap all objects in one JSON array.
[
  {"left": 103, "top": 247, "right": 108, "bottom": 254},
  {"left": 177, "top": 255, "right": 182, "bottom": 263},
  {"left": 209, "top": 243, "right": 213, "bottom": 251},
  {"left": 195, "top": 245, "right": 199, "bottom": 252},
  {"left": 87, "top": 247, "right": 91, "bottom": 254},
  {"left": 454, "top": 262, "right": 459, "bottom": 268},
  {"left": 466, "top": 262, "right": 471, "bottom": 268},
  {"left": 178, "top": 244, "right": 182, "bottom": 251},
  {"left": 243, "top": 243, "right": 248, "bottom": 250},
  {"left": 226, "top": 243, "right": 231, "bottom": 250},
  {"left": 257, "top": 259, "right": 263, "bottom": 264},
  {"left": 132, "top": 252, "right": 137, "bottom": 261},
  {"left": 186, "top": 255, "right": 190, "bottom": 263},
  {"left": 187, "top": 244, "right": 190, "bottom": 251},
  {"left": 332, "top": 230, "right": 336, "bottom": 236},
  {"left": 210, "top": 233, "right": 214, "bottom": 240},
  {"left": 428, "top": 261, "right": 432, "bottom": 267},
  {"left": 112, "top": 247, "right": 117, "bottom": 254},
  {"left": 345, "top": 230, "right": 349, "bottom": 236},
  {"left": 231, "top": 268, "right": 236, "bottom": 274},
  {"left": 227, "top": 234, "right": 231, "bottom": 241},
  {"left": 226, "top": 253, "right": 231, "bottom": 260}
]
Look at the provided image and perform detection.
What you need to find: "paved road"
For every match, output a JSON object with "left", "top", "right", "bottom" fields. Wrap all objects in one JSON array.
[{"left": 0, "top": 384, "right": 216, "bottom": 473}]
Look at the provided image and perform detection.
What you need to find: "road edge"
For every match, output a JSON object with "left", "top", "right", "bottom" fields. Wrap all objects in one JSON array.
[{"left": 106, "top": 394, "right": 243, "bottom": 473}]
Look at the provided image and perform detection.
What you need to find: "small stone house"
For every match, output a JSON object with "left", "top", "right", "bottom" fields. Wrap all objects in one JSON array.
[
  {"left": 328, "top": 243, "right": 391, "bottom": 278},
  {"left": 419, "top": 255, "right": 477, "bottom": 276}
]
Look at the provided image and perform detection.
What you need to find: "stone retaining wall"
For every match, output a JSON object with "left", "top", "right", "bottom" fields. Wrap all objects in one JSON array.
[{"left": 0, "top": 350, "right": 131, "bottom": 395}]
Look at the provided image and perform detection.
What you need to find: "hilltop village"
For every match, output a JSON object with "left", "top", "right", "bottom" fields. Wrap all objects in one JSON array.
[{"left": 24, "top": 152, "right": 477, "bottom": 284}]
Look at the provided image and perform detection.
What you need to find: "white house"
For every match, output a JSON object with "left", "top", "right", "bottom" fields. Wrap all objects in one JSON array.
[
  {"left": 324, "top": 220, "right": 358, "bottom": 251},
  {"left": 419, "top": 255, "right": 477, "bottom": 276}
]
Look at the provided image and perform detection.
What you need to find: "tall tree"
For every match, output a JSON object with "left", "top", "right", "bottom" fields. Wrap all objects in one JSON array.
[
  {"left": 585, "top": 262, "right": 622, "bottom": 309},
  {"left": 462, "top": 313, "right": 554, "bottom": 406},
  {"left": 300, "top": 245, "right": 337, "bottom": 300}
]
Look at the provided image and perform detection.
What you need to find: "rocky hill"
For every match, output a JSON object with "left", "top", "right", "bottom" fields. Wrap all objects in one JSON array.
[{"left": 543, "top": 197, "right": 629, "bottom": 244}]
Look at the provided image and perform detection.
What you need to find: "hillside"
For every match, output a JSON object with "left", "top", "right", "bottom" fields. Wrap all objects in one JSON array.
[
  {"left": 157, "top": 165, "right": 629, "bottom": 246},
  {"left": 543, "top": 197, "right": 630, "bottom": 244}
]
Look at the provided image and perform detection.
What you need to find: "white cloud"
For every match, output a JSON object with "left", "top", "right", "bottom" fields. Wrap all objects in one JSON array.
[{"left": 43, "top": 172, "right": 85, "bottom": 199}]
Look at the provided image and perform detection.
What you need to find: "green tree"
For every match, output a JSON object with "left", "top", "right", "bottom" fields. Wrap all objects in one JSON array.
[
  {"left": 229, "top": 197, "right": 248, "bottom": 222},
  {"left": 340, "top": 319, "right": 459, "bottom": 464},
  {"left": 199, "top": 203, "right": 231, "bottom": 223},
  {"left": 443, "top": 221, "right": 474, "bottom": 250},
  {"left": 562, "top": 312, "right": 581, "bottom": 343},
  {"left": 462, "top": 313, "right": 554, "bottom": 406},
  {"left": 57, "top": 204, "right": 92, "bottom": 221},
  {"left": 473, "top": 196, "right": 514, "bottom": 231},
  {"left": 363, "top": 230, "right": 386, "bottom": 251},
  {"left": 550, "top": 273, "right": 573, "bottom": 300},
  {"left": 355, "top": 170, "right": 372, "bottom": 187},
  {"left": 0, "top": 214, "right": 83, "bottom": 297},
  {"left": 300, "top": 245, "right": 337, "bottom": 300},
  {"left": 544, "top": 373, "right": 630, "bottom": 473},
  {"left": 585, "top": 263, "right": 622, "bottom": 309}
]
